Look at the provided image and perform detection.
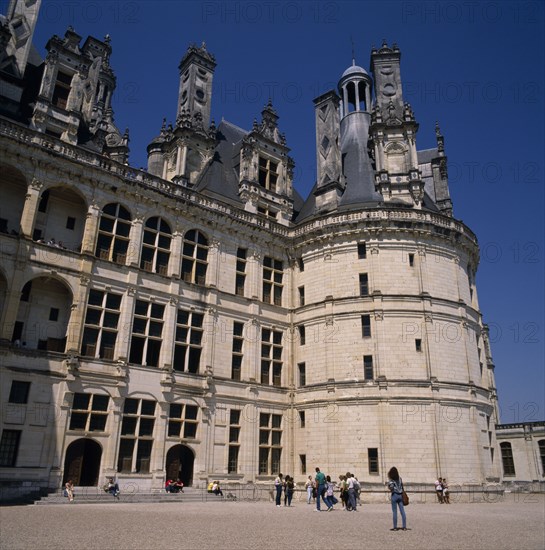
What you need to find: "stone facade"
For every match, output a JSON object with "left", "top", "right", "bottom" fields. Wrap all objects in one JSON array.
[{"left": 1, "top": 1, "right": 525, "bottom": 500}]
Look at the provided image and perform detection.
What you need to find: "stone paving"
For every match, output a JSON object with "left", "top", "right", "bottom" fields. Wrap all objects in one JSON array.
[{"left": 1, "top": 494, "right": 544, "bottom": 550}]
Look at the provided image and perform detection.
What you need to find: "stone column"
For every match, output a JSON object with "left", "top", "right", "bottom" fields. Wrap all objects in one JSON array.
[
  {"left": 206, "top": 238, "right": 221, "bottom": 288},
  {"left": 159, "top": 299, "right": 178, "bottom": 370},
  {"left": 81, "top": 202, "right": 101, "bottom": 255},
  {"left": 127, "top": 216, "right": 144, "bottom": 267},
  {"left": 116, "top": 287, "right": 136, "bottom": 361},
  {"left": 247, "top": 249, "right": 261, "bottom": 300},
  {"left": 64, "top": 275, "right": 90, "bottom": 353},
  {"left": 20, "top": 178, "right": 43, "bottom": 238},
  {"left": 169, "top": 229, "right": 183, "bottom": 278}
]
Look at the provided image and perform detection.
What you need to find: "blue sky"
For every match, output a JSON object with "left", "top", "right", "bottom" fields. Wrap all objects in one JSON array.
[{"left": 24, "top": 0, "right": 544, "bottom": 422}]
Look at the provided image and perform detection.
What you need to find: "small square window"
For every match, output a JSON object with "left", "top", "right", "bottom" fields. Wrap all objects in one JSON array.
[
  {"left": 8, "top": 381, "right": 31, "bottom": 404},
  {"left": 66, "top": 217, "right": 76, "bottom": 230},
  {"left": 49, "top": 308, "right": 59, "bottom": 322}
]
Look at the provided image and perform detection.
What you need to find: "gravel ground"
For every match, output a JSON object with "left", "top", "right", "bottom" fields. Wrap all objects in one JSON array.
[{"left": 1, "top": 494, "right": 544, "bottom": 550}]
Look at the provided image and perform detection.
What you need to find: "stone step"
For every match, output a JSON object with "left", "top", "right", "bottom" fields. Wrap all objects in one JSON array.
[{"left": 33, "top": 488, "right": 238, "bottom": 505}]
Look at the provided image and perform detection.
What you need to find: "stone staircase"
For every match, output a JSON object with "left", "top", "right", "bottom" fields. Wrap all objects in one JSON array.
[{"left": 33, "top": 487, "right": 239, "bottom": 505}]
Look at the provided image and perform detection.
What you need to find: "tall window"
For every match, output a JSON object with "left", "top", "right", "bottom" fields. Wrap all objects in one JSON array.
[
  {"left": 259, "top": 413, "right": 282, "bottom": 475},
  {"left": 117, "top": 398, "right": 156, "bottom": 473},
  {"left": 263, "top": 257, "right": 283, "bottom": 305},
  {"left": 235, "top": 248, "right": 247, "bottom": 296},
  {"left": 300, "top": 454, "right": 306, "bottom": 474},
  {"left": 358, "top": 242, "right": 367, "bottom": 259},
  {"left": 231, "top": 322, "right": 244, "bottom": 381},
  {"left": 81, "top": 289, "right": 122, "bottom": 360},
  {"left": 361, "top": 315, "right": 371, "bottom": 337},
  {"left": 228, "top": 409, "right": 241, "bottom": 473},
  {"left": 299, "top": 411, "right": 306, "bottom": 428},
  {"left": 258, "top": 156, "right": 278, "bottom": 192},
  {"left": 298, "top": 257, "right": 304, "bottom": 272},
  {"left": 173, "top": 310, "right": 204, "bottom": 373},
  {"left": 298, "top": 286, "right": 305, "bottom": 306},
  {"left": 261, "top": 328, "right": 283, "bottom": 386},
  {"left": 298, "top": 363, "right": 306, "bottom": 387},
  {"left": 368, "top": 448, "right": 379, "bottom": 474},
  {"left": 52, "top": 70, "right": 72, "bottom": 109},
  {"left": 298, "top": 325, "right": 306, "bottom": 345},
  {"left": 359, "top": 273, "right": 369, "bottom": 296},
  {"left": 95, "top": 203, "right": 131, "bottom": 265},
  {"left": 500, "top": 442, "right": 516, "bottom": 476},
  {"left": 168, "top": 403, "right": 199, "bottom": 439},
  {"left": 538, "top": 440, "right": 545, "bottom": 476},
  {"left": 140, "top": 216, "right": 171, "bottom": 275},
  {"left": 181, "top": 229, "right": 208, "bottom": 285},
  {"left": 69, "top": 393, "right": 109, "bottom": 432},
  {"left": 8, "top": 381, "right": 30, "bottom": 404},
  {"left": 129, "top": 300, "right": 164, "bottom": 367},
  {"left": 363, "top": 355, "right": 374, "bottom": 380},
  {"left": 0, "top": 430, "right": 21, "bottom": 467}
]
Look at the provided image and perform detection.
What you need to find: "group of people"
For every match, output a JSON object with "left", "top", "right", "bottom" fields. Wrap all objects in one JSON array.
[
  {"left": 273, "top": 474, "right": 296, "bottom": 506},
  {"left": 435, "top": 477, "right": 450, "bottom": 504},
  {"left": 274, "top": 465, "right": 409, "bottom": 531},
  {"left": 303, "top": 469, "right": 359, "bottom": 512},
  {"left": 165, "top": 479, "right": 184, "bottom": 493}
]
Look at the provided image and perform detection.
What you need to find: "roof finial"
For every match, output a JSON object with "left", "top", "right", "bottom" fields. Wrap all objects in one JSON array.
[{"left": 351, "top": 35, "right": 355, "bottom": 66}]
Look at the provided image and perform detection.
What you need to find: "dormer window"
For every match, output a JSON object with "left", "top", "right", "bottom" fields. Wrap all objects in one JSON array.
[
  {"left": 258, "top": 156, "right": 278, "bottom": 192},
  {"left": 52, "top": 71, "right": 73, "bottom": 109}
]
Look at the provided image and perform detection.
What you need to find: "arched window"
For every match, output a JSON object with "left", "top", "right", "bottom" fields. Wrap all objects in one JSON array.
[
  {"left": 95, "top": 203, "right": 131, "bottom": 265},
  {"left": 500, "top": 442, "right": 516, "bottom": 476},
  {"left": 140, "top": 216, "right": 172, "bottom": 275},
  {"left": 538, "top": 440, "right": 545, "bottom": 476},
  {"left": 181, "top": 229, "right": 208, "bottom": 285}
]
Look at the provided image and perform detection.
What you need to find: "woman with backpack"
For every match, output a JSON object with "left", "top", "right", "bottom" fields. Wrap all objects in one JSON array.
[{"left": 387, "top": 466, "right": 407, "bottom": 531}]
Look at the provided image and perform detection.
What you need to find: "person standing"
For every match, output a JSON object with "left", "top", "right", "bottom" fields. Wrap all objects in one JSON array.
[
  {"left": 274, "top": 473, "right": 283, "bottom": 507},
  {"left": 285, "top": 476, "right": 295, "bottom": 506},
  {"left": 346, "top": 472, "right": 357, "bottom": 512},
  {"left": 387, "top": 467, "right": 407, "bottom": 531},
  {"left": 314, "top": 467, "right": 326, "bottom": 511},
  {"left": 305, "top": 475, "right": 314, "bottom": 504},
  {"left": 435, "top": 477, "right": 444, "bottom": 503},
  {"left": 324, "top": 475, "right": 338, "bottom": 510}
]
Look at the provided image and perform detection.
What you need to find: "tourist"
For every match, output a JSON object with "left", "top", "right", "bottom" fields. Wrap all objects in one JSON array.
[
  {"left": 107, "top": 477, "right": 120, "bottom": 500},
  {"left": 305, "top": 475, "right": 314, "bottom": 504},
  {"left": 387, "top": 467, "right": 407, "bottom": 531},
  {"left": 64, "top": 479, "right": 74, "bottom": 502},
  {"left": 284, "top": 475, "right": 295, "bottom": 506},
  {"left": 338, "top": 475, "right": 348, "bottom": 509},
  {"left": 314, "top": 467, "right": 327, "bottom": 511},
  {"left": 212, "top": 481, "right": 223, "bottom": 496},
  {"left": 346, "top": 472, "right": 358, "bottom": 512},
  {"left": 274, "top": 473, "right": 283, "bottom": 507},
  {"left": 174, "top": 479, "right": 184, "bottom": 493},
  {"left": 166, "top": 479, "right": 175, "bottom": 493},
  {"left": 324, "top": 475, "right": 338, "bottom": 511},
  {"left": 442, "top": 479, "right": 450, "bottom": 504},
  {"left": 435, "top": 477, "right": 444, "bottom": 503}
]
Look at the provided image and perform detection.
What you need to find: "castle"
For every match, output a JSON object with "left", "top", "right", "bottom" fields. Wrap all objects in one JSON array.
[{"left": 1, "top": 1, "right": 543, "bottom": 499}]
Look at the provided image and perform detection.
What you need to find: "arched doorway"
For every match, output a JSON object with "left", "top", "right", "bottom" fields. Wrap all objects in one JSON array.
[
  {"left": 166, "top": 444, "right": 194, "bottom": 487},
  {"left": 63, "top": 438, "right": 102, "bottom": 486}
]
